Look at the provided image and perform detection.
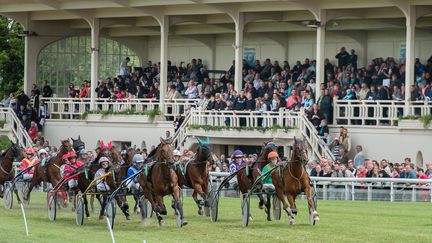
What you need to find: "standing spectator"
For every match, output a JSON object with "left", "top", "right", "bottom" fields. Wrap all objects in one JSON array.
[
  {"left": 165, "top": 130, "right": 172, "bottom": 143},
  {"left": 120, "top": 57, "right": 130, "bottom": 77},
  {"left": 400, "top": 164, "right": 416, "bottom": 179},
  {"left": 28, "top": 121, "right": 38, "bottom": 141},
  {"left": 349, "top": 49, "right": 358, "bottom": 70},
  {"left": 353, "top": 145, "right": 364, "bottom": 169},
  {"left": 339, "top": 148, "right": 349, "bottom": 165},
  {"left": 340, "top": 128, "right": 351, "bottom": 152},
  {"left": 42, "top": 80, "right": 53, "bottom": 98},
  {"left": 335, "top": 47, "right": 350, "bottom": 68},
  {"left": 329, "top": 138, "right": 341, "bottom": 161},
  {"left": 317, "top": 89, "right": 333, "bottom": 122},
  {"left": 425, "top": 162, "right": 432, "bottom": 177},
  {"left": 21, "top": 114, "right": 31, "bottom": 130}
]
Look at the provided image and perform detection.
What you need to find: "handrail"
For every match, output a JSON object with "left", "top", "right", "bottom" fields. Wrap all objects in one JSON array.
[
  {"left": 0, "top": 107, "right": 34, "bottom": 148},
  {"left": 171, "top": 111, "right": 192, "bottom": 150}
]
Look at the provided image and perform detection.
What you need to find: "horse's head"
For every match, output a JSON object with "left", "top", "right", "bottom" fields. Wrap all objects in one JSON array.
[
  {"left": 9, "top": 141, "right": 24, "bottom": 160},
  {"left": 110, "top": 146, "right": 126, "bottom": 165},
  {"left": 99, "top": 140, "right": 113, "bottom": 157},
  {"left": 71, "top": 135, "right": 85, "bottom": 153},
  {"left": 292, "top": 138, "right": 308, "bottom": 164},
  {"left": 60, "top": 139, "right": 73, "bottom": 154},
  {"left": 196, "top": 137, "right": 212, "bottom": 164},
  {"left": 159, "top": 137, "right": 174, "bottom": 164}
]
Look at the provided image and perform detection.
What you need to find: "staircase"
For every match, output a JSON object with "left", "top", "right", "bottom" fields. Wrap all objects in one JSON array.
[
  {"left": 171, "top": 108, "right": 335, "bottom": 161},
  {"left": 0, "top": 107, "right": 34, "bottom": 148}
]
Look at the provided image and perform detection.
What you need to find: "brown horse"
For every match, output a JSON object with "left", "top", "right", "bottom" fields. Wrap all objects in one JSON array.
[
  {"left": 24, "top": 139, "right": 72, "bottom": 202},
  {"left": 271, "top": 139, "right": 319, "bottom": 225},
  {"left": 0, "top": 142, "right": 24, "bottom": 198},
  {"left": 175, "top": 137, "right": 214, "bottom": 216},
  {"left": 138, "top": 138, "right": 187, "bottom": 226},
  {"left": 236, "top": 141, "right": 277, "bottom": 221}
]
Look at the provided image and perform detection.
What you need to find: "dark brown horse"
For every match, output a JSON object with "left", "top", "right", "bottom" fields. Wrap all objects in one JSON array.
[
  {"left": 271, "top": 139, "right": 319, "bottom": 225},
  {"left": 0, "top": 142, "right": 24, "bottom": 198},
  {"left": 24, "top": 139, "right": 72, "bottom": 201},
  {"left": 175, "top": 137, "right": 214, "bottom": 216},
  {"left": 236, "top": 141, "right": 277, "bottom": 220},
  {"left": 138, "top": 138, "right": 187, "bottom": 226}
]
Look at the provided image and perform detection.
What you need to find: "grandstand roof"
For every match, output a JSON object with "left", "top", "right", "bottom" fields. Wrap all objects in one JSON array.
[{"left": 2, "top": 0, "right": 432, "bottom": 36}]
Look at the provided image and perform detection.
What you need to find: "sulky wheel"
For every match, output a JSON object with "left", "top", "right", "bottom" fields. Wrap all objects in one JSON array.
[
  {"left": 76, "top": 195, "right": 85, "bottom": 225},
  {"left": 47, "top": 193, "right": 57, "bottom": 221},
  {"left": 241, "top": 195, "right": 250, "bottom": 227},
  {"left": 209, "top": 190, "right": 219, "bottom": 222},
  {"left": 105, "top": 199, "right": 116, "bottom": 230},
  {"left": 4, "top": 181, "right": 13, "bottom": 209},
  {"left": 273, "top": 196, "right": 281, "bottom": 221}
]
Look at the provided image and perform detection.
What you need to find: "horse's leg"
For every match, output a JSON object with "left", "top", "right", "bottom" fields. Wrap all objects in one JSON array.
[
  {"left": 173, "top": 185, "right": 187, "bottom": 226},
  {"left": 154, "top": 194, "right": 165, "bottom": 226},
  {"left": 265, "top": 193, "right": 271, "bottom": 221},
  {"left": 99, "top": 195, "right": 107, "bottom": 220},
  {"left": 115, "top": 195, "right": 130, "bottom": 220},
  {"left": 83, "top": 195, "right": 90, "bottom": 218},
  {"left": 286, "top": 193, "right": 296, "bottom": 225},
  {"left": 257, "top": 193, "right": 266, "bottom": 210},
  {"left": 304, "top": 186, "right": 319, "bottom": 221},
  {"left": 192, "top": 190, "right": 203, "bottom": 215}
]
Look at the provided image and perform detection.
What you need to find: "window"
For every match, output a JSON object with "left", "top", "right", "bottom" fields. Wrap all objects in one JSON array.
[{"left": 37, "top": 36, "right": 140, "bottom": 96}]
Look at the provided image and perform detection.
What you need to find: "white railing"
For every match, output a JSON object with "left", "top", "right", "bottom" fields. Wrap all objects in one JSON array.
[
  {"left": 334, "top": 99, "right": 432, "bottom": 126},
  {"left": 171, "top": 111, "right": 192, "bottom": 150},
  {"left": 42, "top": 97, "right": 199, "bottom": 120},
  {"left": 298, "top": 112, "right": 335, "bottom": 161},
  {"left": 189, "top": 108, "right": 301, "bottom": 128},
  {"left": 0, "top": 107, "right": 34, "bottom": 148},
  {"left": 209, "top": 172, "right": 432, "bottom": 203}
]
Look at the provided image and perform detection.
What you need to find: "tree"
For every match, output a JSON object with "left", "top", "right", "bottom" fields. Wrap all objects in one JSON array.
[{"left": 0, "top": 16, "right": 24, "bottom": 98}]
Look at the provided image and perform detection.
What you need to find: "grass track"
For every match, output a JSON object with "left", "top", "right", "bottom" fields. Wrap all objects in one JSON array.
[{"left": 0, "top": 193, "right": 431, "bottom": 243}]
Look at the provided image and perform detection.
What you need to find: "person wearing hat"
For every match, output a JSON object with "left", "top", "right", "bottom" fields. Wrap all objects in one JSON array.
[
  {"left": 19, "top": 148, "right": 39, "bottom": 181},
  {"left": 262, "top": 151, "right": 279, "bottom": 192},
  {"left": 37, "top": 148, "right": 48, "bottom": 166},
  {"left": 173, "top": 149, "right": 186, "bottom": 175},
  {"left": 126, "top": 154, "right": 145, "bottom": 191},
  {"left": 79, "top": 148, "right": 90, "bottom": 164},
  {"left": 62, "top": 152, "right": 84, "bottom": 189},
  {"left": 229, "top": 150, "right": 246, "bottom": 173},
  {"left": 95, "top": 157, "right": 112, "bottom": 192}
]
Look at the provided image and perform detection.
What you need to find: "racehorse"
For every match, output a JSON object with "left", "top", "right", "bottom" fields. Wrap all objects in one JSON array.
[
  {"left": 138, "top": 138, "right": 187, "bottom": 226},
  {"left": 175, "top": 137, "right": 214, "bottom": 216},
  {"left": 236, "top": 141, "right": 278, "bottom": 221},
  {"left": 24, "top": 139, "right": 73, "bottom": 202},
  {"left": 0, "top": 142, "right": 24, "bottom": 198},
  {"left": 271, "top": 138, "right": 319, "bottom": 225},
  {"left": 71, "top": 136, "right": 85, "bottom": 153}
]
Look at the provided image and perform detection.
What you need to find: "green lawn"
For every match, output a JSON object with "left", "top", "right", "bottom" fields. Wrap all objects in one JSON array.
[{"left": 0, "top": 192, "right": 430, "bottom": 243}]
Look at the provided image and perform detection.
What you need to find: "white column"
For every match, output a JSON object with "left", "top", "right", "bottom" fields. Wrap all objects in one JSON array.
[
  {"left": 404, "top": 6, "right": 416, "bottom": 116},
  {"left": 159, "top": 15, "right": 169, "bottom": 113},
  {"left": 234, "top": 12, "right": 244, "bottom": 92},
  {"left": 23, "top": 36, "right": 30, "bottom": 94},
  {"left": 90, "top": 18, "right": 100, "bottom": 110},
  {"left": 316, "top": 26, "right": 325, "bottom": 100}
]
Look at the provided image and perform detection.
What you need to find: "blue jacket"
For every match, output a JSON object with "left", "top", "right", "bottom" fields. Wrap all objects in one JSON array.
[{"left": 126, "top": 164, "right": 141, "bottom": 182}]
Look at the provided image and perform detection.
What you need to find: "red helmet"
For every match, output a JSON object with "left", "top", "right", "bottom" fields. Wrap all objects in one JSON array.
[
  {"left": 68, "top": 151, "right": 77, "bottom": 158},
  {"left": 62, "top": 153, "right": 69, "bottom": 160},
  {"left": 26, "top": 148, "right": 35, "bottom": 154}
]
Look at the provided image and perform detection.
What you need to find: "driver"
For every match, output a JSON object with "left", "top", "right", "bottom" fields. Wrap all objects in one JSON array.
[
  {"left": 95, "top": 157, "right": 111, "bottom": 192},
  {"left": 62, "top": 151, "right": 84, "bottom": 189},
  {"left": 37, "top": 149, "right": 48, "bottom": 166},
  {"left": 229, "top": 150, "right": 246, "bottom": 173},
  {"left": 262, "top": 151, "right": 279, "bottom": 192},
  {"left": 126, "top": 154, "right": 145, "bottom": 191},
  {"left": 19, "top": 148, "right": 39, "bottom": 181}
]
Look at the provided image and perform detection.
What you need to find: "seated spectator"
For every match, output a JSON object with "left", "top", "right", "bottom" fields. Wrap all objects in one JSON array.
[
  {"left": 286, "top": 90, "right": 301, "bottom": 109},
  {"left": 28, "top": 121, "right": 38, "bottom": 141},
  {"left": 317, "top": 119, "right": 329, "bottom": 137},
  {"left": 185, "top": 81, "right": 198, "bottom": 99}
]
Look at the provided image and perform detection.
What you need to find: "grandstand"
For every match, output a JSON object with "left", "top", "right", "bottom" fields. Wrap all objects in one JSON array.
[{"left": 1, "top": 0, "right": 432, "bottom": 173}]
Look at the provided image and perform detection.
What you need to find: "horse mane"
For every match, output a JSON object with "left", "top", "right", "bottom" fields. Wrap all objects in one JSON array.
[{"left": 147, "top": 144, "right": 161, "bottom": 158}]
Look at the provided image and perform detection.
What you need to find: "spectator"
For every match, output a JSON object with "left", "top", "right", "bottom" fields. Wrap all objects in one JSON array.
[
  {"left": 349, "top": 49, "right": 357, "bottom": 70},
  {"left": 42, "top": 80, "right": 53, "bottom": 98},
  {"left": 353, "top": 145, "right": 364, "bottom": 169},
  {"left": 400, "top": 164, "right": 416, "bottom": 179},
  {"left": 329, "top": 138, "right": 341, "bottom": 161},
  {"left": 185, "top": 81, "right": 198, "bottom": 99},
  {"left": 335, "top": 47, "right": 350, "bottom": 68},
  {"left": 28, "top": 121, "right": 38, "bottom": 141},
  {"left": 120, "top": 57, "right": 130, "bottom": 77}
]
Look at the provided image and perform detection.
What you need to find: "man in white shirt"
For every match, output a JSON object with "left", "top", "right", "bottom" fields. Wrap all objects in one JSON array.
[{"left": 120, "top": 57, "right": 130, "bottom": 77}]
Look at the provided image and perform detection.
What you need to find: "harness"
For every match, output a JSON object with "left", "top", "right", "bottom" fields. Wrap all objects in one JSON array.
[{"left": 0, "top": 162, "right": 13, "bottom": 175}]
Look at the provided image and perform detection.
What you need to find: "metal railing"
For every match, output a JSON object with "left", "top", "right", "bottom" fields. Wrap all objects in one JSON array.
[
  {"left": 42, "top": 97, "right": 199, "bottom": 120},
  {"left": 334, "top": 99, "right": 432, "bottom": 126},
  {"left": 171, "top": 111, "right": 192, "bottom": 150},
  {"left": 209, "top": 172, "right": 432, "bottom": 203},
  {"left": 0, "top": 107, "right": 34, "bottom": 148}
]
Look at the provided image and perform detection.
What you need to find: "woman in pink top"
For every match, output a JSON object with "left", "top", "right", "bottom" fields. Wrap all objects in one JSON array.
[{"left": 286, "top": 89, "right": 301, "bottom": 109}]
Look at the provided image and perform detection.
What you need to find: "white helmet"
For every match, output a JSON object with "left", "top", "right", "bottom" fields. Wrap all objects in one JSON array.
[
  {"left": 38, "top": 149, "right": 47, "bottom": 156},
  {"left": 173, "top": 150, "right": 181, "bottom": 157}
]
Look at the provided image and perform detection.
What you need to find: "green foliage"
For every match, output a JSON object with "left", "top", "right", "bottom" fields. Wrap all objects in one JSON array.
[
  {"left": 399, "top": 115, "right": 432, "bottom": 128},
  {"left": 188, "top": 124, "right": 294, "bottom": 133},
  {"left": 80, "top": 108, "right": 161, "bottom": 122},
  {"left": 0, "top": 17, "right": 24, "bottom": 98},
  {"left": 0, "top": 135, "right": 11, "bottom": 151}
]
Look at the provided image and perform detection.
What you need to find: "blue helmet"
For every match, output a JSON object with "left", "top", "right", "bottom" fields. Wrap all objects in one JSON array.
[{"left": 232, "top": 150, "right": 244, "bottom": 158}]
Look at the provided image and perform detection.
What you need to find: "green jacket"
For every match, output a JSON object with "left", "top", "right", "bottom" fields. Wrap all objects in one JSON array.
[{"left": 262, "top": 163, "right": 276, "bottom": 184}]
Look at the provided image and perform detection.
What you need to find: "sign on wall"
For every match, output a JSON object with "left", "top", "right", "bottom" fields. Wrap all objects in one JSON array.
[{"left": 244, "top": 48, "right": 256, "bottom": 67}]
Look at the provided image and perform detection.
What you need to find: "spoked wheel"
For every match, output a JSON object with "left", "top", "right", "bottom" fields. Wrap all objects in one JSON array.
[
  {"left": 273, "top": 195, "right": 281, "bottom": 221},
  {"left": 139, "top": 197, "right": 152, "bottom": 221},
  {"left": 4, "top": 182, "right": 13, "bottom": 209},
  {"left": 209, "top": 190, "right": 219, "bottom": 222},
  {"left": 241, "top": 195, "right": 250, "bottom": 227},
  {"left": 76, "top": 195, "right": 85, "bottom": 225},
  {"left": 48, "top": 193, "right": 57, "bottom": 221},
  {"left": 106, "top": 199, "right": 116, "bottom": 230},
  {"left": 21, "top": 182, "right": 31, "bottom": 205}
]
